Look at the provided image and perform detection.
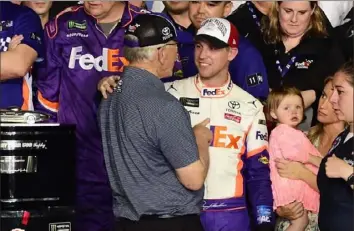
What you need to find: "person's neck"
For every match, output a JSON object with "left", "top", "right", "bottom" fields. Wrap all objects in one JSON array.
[
  {"left": 282, "top": 35, "right": 302, "bottom": 53},
  {"left": 39, "top": 13, "right": 49, "bottom": 29},
  {"left": 169, "top": 11, "right": 191, "bottom": 29},
  {"left": 97, "top": 2, "right": 125, "bottom": 23},
  {"left": 252, "top": 1, "right": 272, "bottom": 15},
  {"left": 322, "top": 122, "right": 345, "bottom": 143},
  {"left": 199, "top": 69, "right": 229, "bottom": 87},
  {"left": 129, "top": 62, "right": 159, "bottom": 78}
]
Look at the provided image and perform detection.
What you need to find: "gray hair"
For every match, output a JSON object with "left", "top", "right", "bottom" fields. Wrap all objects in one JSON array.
[{"left": 123, "top": 35, "right": 163, "bottom": 63}]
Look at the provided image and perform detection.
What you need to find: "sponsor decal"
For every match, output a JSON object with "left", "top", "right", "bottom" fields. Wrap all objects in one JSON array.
[
  {"left": 166, "top": 84, "right": 177, "bottom": 92},
  {"left": 210, "top": 126, "right": 241, "bottom": 149},
  {"left": 295, "top": 59, "right": 313, "bottom": 69},
  {"left": 224, "top": 113, "right": 241, "bottom": 123},
  {"left": 256, "top": 131, "right": 268, "bottom": 141},
  {"left": 66, "top": 32, "right": 88, "bottom": 38},
  {"left": 248, "top": 100, "right": 258, "bottom": 108},
  {"left": 162, "top": 27, "right": 173, "bottom": 41},
  {"left": 202, "top": 200, "right": 227, "bottom": 210},
  {"left": 128, "top": 23, "right": 140, "bottom": 33},
  {"left": 327, "top": 136, "right": 341, "bottom": 155},
  {"left": 228, "top": 101, "right": 240, "bottom": 110},
  {"left": 258, "top": 119, "right": 267, "bottom": 126},
  {"left": 187, "top": 110, "right": 200, "bottom": 115},
  {"left": 256, "top": 206, "right": 272, "bottom": 224},
  {"left": 30, "top": 32, "right": 42, "bottom": 44},
  {"left": 68, "top": 46, "right": 129, "bottom": 72},
  {"left": 67, "top": 20, "right": 87, "bottom": 30},
  {"left": 179, "top": 97, "right": 199, "bottom": 107},
  {"left": 0, "top": 20, "right": 13, "bottom": 31},
  {"left": 202, "top": 88, "right": 225, "bottom": 96},
  {"left": 49, "top": 222, "right": 71, "bottom": 231},
  {"left": 258, "top": 155, "right": 269, "bottom": 165},
  {"left": 246, "top": 73, "right": 263, "bottom": 87}
]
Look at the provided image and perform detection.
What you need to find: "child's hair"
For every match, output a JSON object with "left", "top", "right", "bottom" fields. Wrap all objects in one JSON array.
[{"left": 266, "top": 87, "right": 305, "bottom": 123}]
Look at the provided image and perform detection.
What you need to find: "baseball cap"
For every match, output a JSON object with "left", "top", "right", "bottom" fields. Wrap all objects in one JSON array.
[
  {"left": 124, "top": 14, "right": 177, "bottom": 48},
  {"left": 195, "top": 18, "right": 239, "bottom": 49}
]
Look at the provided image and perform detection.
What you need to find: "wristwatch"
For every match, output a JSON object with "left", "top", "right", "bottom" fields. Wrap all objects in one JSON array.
[{"left": 346, "top": 173, "right": 354, "bottom": 186}]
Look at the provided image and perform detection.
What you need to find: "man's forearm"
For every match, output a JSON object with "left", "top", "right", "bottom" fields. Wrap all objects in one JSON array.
[
  {"left": 0, "top": 51, "right": 28, "bottom": 80},
  {"left": 197, "top": 145, "right": 210, "bottom": 180}
]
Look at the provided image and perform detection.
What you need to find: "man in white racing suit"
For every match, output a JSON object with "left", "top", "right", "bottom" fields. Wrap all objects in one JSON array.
[{"left": 164, "top": 18, "right": 274, "bottom": 231}]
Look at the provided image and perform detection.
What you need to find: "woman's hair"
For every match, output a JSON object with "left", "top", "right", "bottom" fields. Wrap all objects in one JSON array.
[
  {"left": 307, "top": 77, "right": 332, "bottom": 144},
  {"left": 262, "top": 1, "right": 328, "bottom": 44},
  {"left": 266, "top": 87, "right": 305, "bottom": 123},
  {"left": 336, "top": 60, "right": 354, "bottom": 87}
]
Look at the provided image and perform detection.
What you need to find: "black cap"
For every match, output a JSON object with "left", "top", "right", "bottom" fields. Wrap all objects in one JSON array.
[{"left": 124, "top": 14, "right": 177, "bottom": 48}]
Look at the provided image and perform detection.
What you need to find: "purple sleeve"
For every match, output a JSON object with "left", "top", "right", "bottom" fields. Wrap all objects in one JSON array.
[{"left": 34, "top": 20, "right": 61, "bottom": 122}]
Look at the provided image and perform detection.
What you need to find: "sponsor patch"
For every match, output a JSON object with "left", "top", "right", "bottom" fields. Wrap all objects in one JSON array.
[
  {"left": 258, "top": 155, "right": 269, "bottom": 165},
  {"left": 0, "top": 20, "right": 13, "bottom": 31},
  {"left": 256, "top": 206, "right": 272, "bottom": 224},
  {"left": 295, "top": 59, "right": 313, "bottom": 69},
  {"left": 49, "top": 222, "right": 71, "bottom": 231},
  {"left": 224, "top": 113, "right": 241, "bottom": 123},
  {"left": 256, "top": 131, "right": 268, "bottom": 141},
  {"left": 179, "top": 97, "right": 199, "bottom": 107},
  {"left": 68, "top": 20, "right": 87, "bottom": 30},
  {"left": 30, "top": 32, "right": 42, "bottom": 44},
  {"left": 246, "top": 73, "right": 263, "bottom": 87},
  {"left": 228, "top": 101, "right": 240, "bottom": 110},
  {"left": 258, "top": 119, "right": 267, "bottom": 125}
]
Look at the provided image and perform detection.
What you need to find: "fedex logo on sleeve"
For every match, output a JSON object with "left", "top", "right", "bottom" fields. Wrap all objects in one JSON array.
[
  {"left": 68, "top": 46, "right": 128, "bottom": 72},
  {"left": 256, "top": 131, "right": 268, "bottom": 141}
]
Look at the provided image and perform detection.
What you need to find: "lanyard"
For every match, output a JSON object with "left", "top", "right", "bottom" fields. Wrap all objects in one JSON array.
[
  {"left": 247, "top": 1, "right": 261, "bottom": 28},
  {"left": 276, "top": 56, "right": 297, "bottom": 78}
]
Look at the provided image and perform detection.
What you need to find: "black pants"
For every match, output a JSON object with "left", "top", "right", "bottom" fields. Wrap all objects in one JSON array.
[{"left": 115, "top": 214, "right": 204, "bottom": 231}]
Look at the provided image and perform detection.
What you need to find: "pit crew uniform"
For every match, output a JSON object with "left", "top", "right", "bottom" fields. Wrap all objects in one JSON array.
[
  {"left": 35, "top": 4, "right": 147, "bottom": 231},
  {"left": 0, "top": 1, "right": 44, "bottom": 109},
  {"left": 165, "top": 76, "right": 274, "bottom": 231}
]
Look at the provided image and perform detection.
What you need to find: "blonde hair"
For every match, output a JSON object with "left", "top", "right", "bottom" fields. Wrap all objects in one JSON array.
[
  {"left": 266, "top": 87, "right": 305, "bottom": 123},
  {"left": 262, "top": 1, "right": 328, "bottom": 44}
]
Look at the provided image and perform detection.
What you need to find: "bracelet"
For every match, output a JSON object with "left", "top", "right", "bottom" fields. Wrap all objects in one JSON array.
[{"left": 346, "top": 173, "right": 354, "bottom": 186}]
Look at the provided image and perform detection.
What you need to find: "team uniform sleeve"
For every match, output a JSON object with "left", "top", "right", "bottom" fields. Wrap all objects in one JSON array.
[
  {"left": 244, "top": 107, "right": 274, "bottom": 230},
  {"left": 34, "top": 20, "right": 61, "bottom": 121},
  {"left": 230, "top": 37, "right": 269, "bottom": 101},
  {"left": 155, "top": 101, "right": 199, "bottom": 169},
  {"left": 14, "top": 9, "right": 44, "bottom": 62}
]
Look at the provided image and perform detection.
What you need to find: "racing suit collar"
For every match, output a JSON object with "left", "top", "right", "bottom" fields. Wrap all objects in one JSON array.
[
  {"left": 83, "top": 2, "right": 133, "bottom": 27},
  {"left": 195, "top": 74, "right": 233, "bottom": 98}
]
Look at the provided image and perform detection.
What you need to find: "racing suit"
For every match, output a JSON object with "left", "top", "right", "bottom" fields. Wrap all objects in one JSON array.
[
  {"left": 0, "top": 1, "right": 44, "bottom": 110},
  {"left": 164, "top": 24, "right": 269, "bottom": 100},
  {"left": 35, "top": 4, "right": 146, "bottom": 231},
  {"left": 165, "top": 76, "right": 274, "bottom": 231}
]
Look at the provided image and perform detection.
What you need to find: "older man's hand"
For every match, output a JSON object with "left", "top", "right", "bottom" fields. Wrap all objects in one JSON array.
[{"left": 98, "top": 75, "right": 120, "bottom": 99}]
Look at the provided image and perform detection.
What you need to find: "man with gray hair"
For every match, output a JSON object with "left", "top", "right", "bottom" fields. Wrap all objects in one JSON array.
[{"left": 99, "top": 14, "right": 211, "bottom": 231}]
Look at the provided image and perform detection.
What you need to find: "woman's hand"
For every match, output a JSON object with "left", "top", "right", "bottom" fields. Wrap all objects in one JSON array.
[
  {"left": 326, "top": 154, "right": 353, "bottom": 180},
  {"left": 275, "top": 158, "right": 306, "bottom": 180},
  {"left": 276, "top": 201, "right": 305, "bottom": 220}
]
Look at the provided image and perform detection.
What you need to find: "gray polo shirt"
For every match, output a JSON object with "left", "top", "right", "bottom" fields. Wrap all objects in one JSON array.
[{"left": 99, "top": 66, "right": 203, "bottom": 221}]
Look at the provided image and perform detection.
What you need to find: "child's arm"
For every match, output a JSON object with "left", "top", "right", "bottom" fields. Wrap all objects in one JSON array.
[{"left": 307, "top": 154, "right": 323, "bottom": 167}]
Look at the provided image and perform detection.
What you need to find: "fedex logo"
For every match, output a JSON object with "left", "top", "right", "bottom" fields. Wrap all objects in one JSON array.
[
  {"left": 68, "top": 46, "right": 128, "bottom": 72},
  {"left": 210, "top": 126, "right": 241, "bottom": 149},
  {"left": 256, "top": 131, "right": 268, "bottom": 141},
  {"left": 202, "top": 88, "right": 225, "bottom": 96}
]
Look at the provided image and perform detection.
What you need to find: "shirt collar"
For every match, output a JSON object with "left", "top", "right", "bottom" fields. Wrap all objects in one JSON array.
[{"left": 194, "top": 74, "right": 233, "bottom": 98}]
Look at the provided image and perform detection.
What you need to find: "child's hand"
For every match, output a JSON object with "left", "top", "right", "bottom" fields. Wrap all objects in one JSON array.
[
  {"left": 8, "top": 34, "right": 23, "bottom": 51},
  {"left": 289, "top": 210, "right": 309, "bottom": 231}
]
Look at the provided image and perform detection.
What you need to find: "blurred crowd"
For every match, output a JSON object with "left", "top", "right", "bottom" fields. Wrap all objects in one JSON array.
[{"left": 1, "top": 1, "right": 353, "bottom": 231}]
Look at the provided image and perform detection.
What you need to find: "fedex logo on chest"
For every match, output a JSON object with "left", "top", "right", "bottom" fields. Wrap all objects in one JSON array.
[
  {"left": 68, "top": 46, "right": 128, "bottom": 72},
  {"left": 210, "top": 125, "right": 242, "bottom": 149}
]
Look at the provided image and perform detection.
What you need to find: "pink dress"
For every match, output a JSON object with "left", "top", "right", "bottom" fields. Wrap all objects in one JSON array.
[{"left": 269, "top": 124, "right": 321, "bottom": 213}]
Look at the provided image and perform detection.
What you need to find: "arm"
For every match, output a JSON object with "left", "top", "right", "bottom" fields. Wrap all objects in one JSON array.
[
  {"left": 157, "top": 101, "right": 210, "bottom": 191},
  {"left": 308, "top": 154, "right": 323, "bottom": 168},
  {"left": 301, "top": 90, "right": 316, "bottom": 109},
  {"left": 244, "top": 105, "right": 274, "bottom": 230},
  {"left": 34, "top": 20, "right": 62, "bottom": 121},
  {"left": 0, "top": 10, "right": 43, "bottom": 80}
]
